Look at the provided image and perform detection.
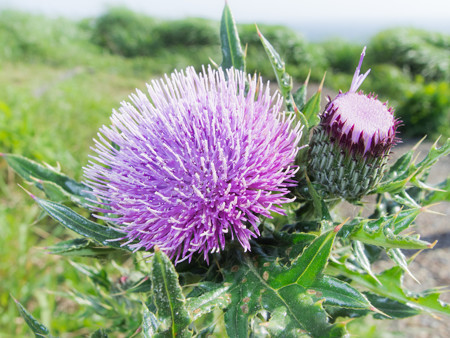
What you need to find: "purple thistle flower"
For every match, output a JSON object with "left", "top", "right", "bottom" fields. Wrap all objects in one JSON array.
[
  {"left": 308, "top": 48, "right": 400, "bottom": 200},
  {"left": 84, "top": 66, "right": 302, "bottom": 263}
]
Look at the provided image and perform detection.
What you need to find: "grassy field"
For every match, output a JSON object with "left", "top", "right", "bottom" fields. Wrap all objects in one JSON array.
[{"left": 0, "top": 9, "right": 449, "bottom": 336}]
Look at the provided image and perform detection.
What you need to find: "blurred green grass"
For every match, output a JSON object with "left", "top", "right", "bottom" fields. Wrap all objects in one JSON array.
[{"left": 0, "top": 8, "right": 449, "bottom": 335}]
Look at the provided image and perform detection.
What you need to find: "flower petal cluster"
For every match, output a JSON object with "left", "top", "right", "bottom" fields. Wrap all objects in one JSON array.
[
  {"left": 84, "top": 66, "right": 302, "bottom": 263},
  {"left": 308, "top": 48, "right": 400, "bottom": 200}
]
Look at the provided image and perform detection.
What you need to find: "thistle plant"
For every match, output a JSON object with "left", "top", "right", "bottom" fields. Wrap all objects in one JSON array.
[{"left": 3, "top": 3, "right": 450, "bottom": 337}]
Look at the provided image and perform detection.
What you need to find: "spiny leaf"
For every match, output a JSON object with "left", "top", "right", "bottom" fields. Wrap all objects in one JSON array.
[
  {"left": 293, "top": 71, "right": 310, "bottom": 111},
  {"left": 302, "top": 73, "right": 325, "bottom": 128},
  {"left": 257, "top": 26, "right": 295, "bottom": 112},
  {"left": 224, "top": 251, "right": 346, "bottom": 337},
  {"left": 309, "top": 275, "right": 373, "bottom": 310},
  {"left": 424, "top": 177, "right": 450, "bottom": 204},
  {"left": 46, "top": 238, "right": 119, "bottom": 257},
  {"left": 349, "top": 218, "right": 431, "bottom": 249},
  {"left": 2, "top": 153, "right": 93, "bottom": 200},
  {"left": 151, "top": 247, "right": 191, "bottom": 336},
  {"left": 352, "top": 241, "right": 381, "bottom": 284},
  {"left": 31, "top": 196, "right": 127, "bottom": 249},
  {"left": 142, "top": 305, "right": 160, "bottom": 338},
  {"left": 270, "top": 227, "right": 339, "bottom": 288},
  {"left": 186, "top": 284, "right": 231, "bottom": 321},
  {"left": 387, "top": 248, "right": 420, "bottom": 284},
  {"left": 220, "top": 2, "right": 245, "bottom": 71},
  {"left": 90, "top": 328, "right": 109, "bottom": 338},
  {"left": 13, "top": 297, "right": 50, "bottom": 337},
  {"left": 327, "top": 262, "right": 450, "bottom": 317}
]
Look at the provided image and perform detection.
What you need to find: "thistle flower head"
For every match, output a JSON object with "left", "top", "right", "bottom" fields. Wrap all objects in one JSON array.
[
  {"left": 321, "top": 47, "right": 399, "bottom": 157},
  {"left": 84, "top": 66, "right": 302, "bottom": 263},
  {"left": 308, "top": 48, "right": 400, "bottom": 201}
]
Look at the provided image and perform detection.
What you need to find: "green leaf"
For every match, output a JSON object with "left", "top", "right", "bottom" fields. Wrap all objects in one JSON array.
[
  {"left": 387, "top": 248, "right": 419, "bottom": 284},
  {"left": 46, "top": 238, "right": 120, "bottom": 257},
  {"left": 257, "top": 27, "right": 295, "bottom": 112},
  {"left": 352, "top": 241, "right": 381, "bottom": 284},
  {"left": 90, "top": 328, "right": 109, "bottom": 338},
  {"left": 271, "top": 227, "right": 339, "bottom": 288},
  {"left": 13, "top": 297, "right": 50, "bottom": 337},
  {"left": 142, "top": 305, "right": 160, "bottom": 338},
  {"left": 70, "top": 261, "right": 111, "bottom": 289},
  {"left": 309, "top": 275, "right": 373, "bottom": 310},
  {"left": 32, "top": 196, "right": 128, "bottom": 249},
  {"left": 186, "top": 284, "right": 231, "bottom": 321},
  {"left": 2, "top": 153, "right": 93, "bottom": 200},
  {"left": 424, "top": 177, "right": 450, "bottom": 204},
  {"left": 224, "top": 251, "right": 346, "bottom": 337},
  {"left": 327, "top": 263, "right": 450, "bottom": 317},
  {"left": 363, "top": 292, "right": 421, "bottom": 319},
  {"left": 344, "top": 210, "right": 429, "bottom": 250},
  {"left": 220, "top": 3, "right": 245, "bottom": 71},
  {"left": 293, "top": 71, "right": 310, "bottom": 111},
  {"left": 151, "top": 248, "right": 191, "bottom": 336},
  {"left": 305, "top": 174, "right": 332, "bottom": 221},
  {"left": 301, "top": 73, "right": 325, "bottom": 128}
]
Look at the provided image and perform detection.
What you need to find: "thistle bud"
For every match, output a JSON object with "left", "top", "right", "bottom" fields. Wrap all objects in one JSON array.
[{"left": 308, "top": 47, "right": 400, "bottom": 201}]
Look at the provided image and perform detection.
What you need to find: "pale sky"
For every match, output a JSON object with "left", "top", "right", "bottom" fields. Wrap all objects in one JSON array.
[{"left": 1, "top": 0, "right": 449, "bottom": 40}]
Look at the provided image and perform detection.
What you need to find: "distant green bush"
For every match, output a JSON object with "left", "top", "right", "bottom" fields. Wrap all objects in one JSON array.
[
  {"left": 369, "top": 28, "right": 450, "bottom": 81},
  {"left": 156, "top": 18, "right": 218, "bottom": 47},
  {"left": 396, "top": 78, "right": 450, "bottom": 139},
  {"left": 91, "top": 7, "right": 159, "bottom": 57},
  {"left": 0, "top": 11, "right": 94, "bottom": 64}
]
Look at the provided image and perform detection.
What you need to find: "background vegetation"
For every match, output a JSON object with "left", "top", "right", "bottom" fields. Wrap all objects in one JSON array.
[{"left": 0, "top": 8, "right": 449, "bottom": 336}]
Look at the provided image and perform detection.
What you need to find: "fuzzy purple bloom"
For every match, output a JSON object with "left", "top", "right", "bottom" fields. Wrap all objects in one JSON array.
[{"left": 84, "top": 66, "right": 302, "bottom": 263}]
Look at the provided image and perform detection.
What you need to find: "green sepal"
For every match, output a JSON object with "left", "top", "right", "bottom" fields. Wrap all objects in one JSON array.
[
  {"left": 150, "top": 248, "right": 191, "bottom": 336},
  {"left": 220, "top": 2, "right": 245, "bottom": 72},
  {"left": 13, "top": 296, "right": 51, "bottom": 337},
  {"left": 32, "top": 197, "right": 128, "bottom": 249}
]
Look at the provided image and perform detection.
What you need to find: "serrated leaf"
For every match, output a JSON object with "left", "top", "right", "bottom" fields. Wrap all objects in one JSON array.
[
  {"left": 424, "top": 177, "right": 450, "bottom": 204},
  {"left": 305, "top": 174, "right": 332, "bottom": 222},
  {"left": 90, "top": 328, "right": 108, "bottom": 338},
  {"left": 387, "top": 248, "right": 420, "bottom": 284},
  {"left": 293, "top": 72, "right": 310, "bottom": 111},
  {"left": 327, "top": 262, "right": 450, "bottom": 317},
  {"left": 350, "top": 218, "right": 430, "bottom": 249},
  {"left": 271, "top": 227, "right": 338, "bottom": 288},
  {"left": 220, "top": 3, "right": 245, "bottom": 71},
  {"left": 3, "top": 153, "right": 93, "bottom": 199},
  {"left": 13, "top": 297, "right": 50, "bottom": 337},
  {"left": 32, "top": 196, "right": 128, "bottom": 249},
  {"left": 257, "top": 27, "right": 295, "bottom": 112},
  {"left": 352, "top": 241, "right": 380, "bottom": 284},
  {"left": 151, "top": 248, "right": 191, "bottom": 336},
  {"left": 186, "top": 284, "right": 231, "bottom": 321},
  {"left": 363, "top": 292, "right": 421, "bottom": 319},
  {"left": 142, "top": 305, "right": 160, "bottom": 338},
  {"left": 46, "top": 238, "right": 119, "bottom": 257},
  {"left": 309, "top": 275, "right": 373, "bottom": 310},
  {"left": 70, "top": 262, "right": 111, "bottom": 289},
  {"left": 301, "top": 73, "right": 325, "bottom": 128},
  {"left": 224, "top": 251, "right": 345, "bottom": 337}
]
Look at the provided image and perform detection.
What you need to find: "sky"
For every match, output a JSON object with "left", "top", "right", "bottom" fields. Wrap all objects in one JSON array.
[{"left": 1, "top": 0, "right": 449, "bottom": 41}]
